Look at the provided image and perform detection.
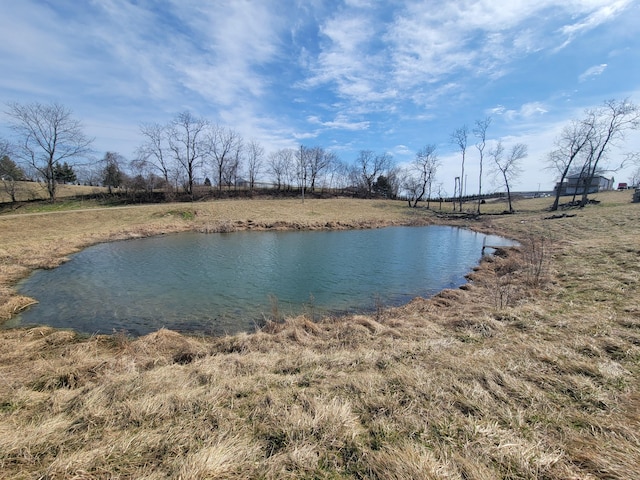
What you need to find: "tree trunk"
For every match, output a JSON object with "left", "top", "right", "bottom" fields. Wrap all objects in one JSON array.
[{"left": 550, "top": 163, "right": 572, "bottom": 211}]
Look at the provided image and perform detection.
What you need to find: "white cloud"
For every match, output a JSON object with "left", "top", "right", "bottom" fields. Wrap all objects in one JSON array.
[
  {"left": 296, "top": 0, "right": 634, "bottom": 123},
  {"left": 393, "top": 144, "right": 413, "bottom": 157},
  {"left": 292, "top": 131, "right": 320, "bottom": 140},
  {"left": 579, "top": 64, "right": 608, "bottom": 82},
  {"left": 163, "top": 1, "right": 285, "bottom": 107},
  {"left": 303, "top": 10, "right": 390, "bottom": 105},
  {"left": 557, "top": 0, "right": 633, "bottom": 49},
  {"left": 493, "top": 102, "right": 549, "bottom": 122},
  {"left": 307, "top": 114, "right": 369, "bottom": 131},
  {"left": 519, "top": 102, "right": 549, "bottom": 118}
]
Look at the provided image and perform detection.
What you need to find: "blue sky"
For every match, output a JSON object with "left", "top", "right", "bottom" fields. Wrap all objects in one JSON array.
[{"left": 1, "top": 0, "right": 639, "bottom": 192}]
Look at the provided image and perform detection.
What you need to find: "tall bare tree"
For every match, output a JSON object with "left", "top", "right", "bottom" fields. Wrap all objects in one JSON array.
[
  {"left": 547, "top": 119, "right": 594, "bottom": 211},
  {"left": 326, "top": 156, "right": 350, "bottom": 192},
  {"left": 246, "top": 139, "right": 264, "bottom": 191},
  {"left": 267, "top": 148, "right": 294, "bottom": 190},
  {"left": 167, "top": 111, "right": 209, "bottom": 196},
  {"left": 473, "top": 117, "right": 491, "bottom": 213},
  {"left": 221, "top": 137, "right": 243, "bottom": 189},
  {"left": 321, "top": 151, "right": 340, "bottom": 191},
  {"left": 210, "top": 125, "right": 242, "bottom": 191},
  {"left": 450, "top": 125, "right": 468, "bottom": 211},
  {"left": 491, "top": 142, "right": 527, "bottom": 213},
  {"left": 6, "top": 102, "right": 93, "bottom": 201},
  {"left": 296, "top": 145, "right": 312, "bottom": 202},
  {"left": 578, "top": 98, "right": 639, "bottom": 206},
  {"left": 404, "top": 144, "right": 439, "bottom": 208},
  {"left": 137, "top": 123, "right": 174, "bottom": 190},
  {"left": 307, "top": 146, "right": 331, "bottom": 192}
]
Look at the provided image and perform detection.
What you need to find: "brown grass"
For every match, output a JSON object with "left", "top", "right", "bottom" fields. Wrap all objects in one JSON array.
[
  {"left": 0, "top": 191, "right": 639, "bottom": 478},
  {"left": 0, "top": 181, "right": 109, "bottom": 203}
]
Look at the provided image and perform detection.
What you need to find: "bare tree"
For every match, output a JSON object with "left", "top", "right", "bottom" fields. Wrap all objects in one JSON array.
[
  {"left": 404, "top": 144, "right": 439, "bottom": 208},
  {"left": 547, "top": 98, "right": 639, "bottom": 209},
  {"left": 322, "top": 151, "right": 340, "bottom": 191},
  {"left": 435, "top": 182, "right": 446, "bottom": 210},
  {"left": 578, "top": 98, "right": 639, "bottom": 206},
  {"left": 450, "top": 125, "right": 468, "bottom": 211},
  {"left": 547, "top": 119, "right": 593, "bottom": 211},
  {"left": 491, "top": 142, "right": 527, "bottom": 213},
  {"left": 137, "top": 123, "right": 174, "bottom": 190},
  {"left": 307, "top": 146, "right": 332, "bottom": 192},
  {"left": 327, "top": 157, "right": 351, "bottom": 193},
  {"left": 296, "top": 145, "right": 312, "bottom": 202},
  {"left": 473, "top": 117, "right": 491, "bottom": 213},
  {"left": 220, "top": 137, "right": 243, "bottom": 189},
  {"left": 356, "top": 150, "right": 392, "bottom": 197},
  {"left": 167, "top": 111, "right": 210, "bottom": 196},
  {"left": 210, "top": 125, "right": 242, "bottom": 191},
  {"left": 267, "top": 148, "right": 294, "bottom": 190},
  {"left": 401, "top": 168, "right": 421, "bottom": 207},
  {"left": 6, "top": 102, "right": 93, "bottom": 201},
  {"left": 246, "top": 139, "right": 264, "bottom": 190}
]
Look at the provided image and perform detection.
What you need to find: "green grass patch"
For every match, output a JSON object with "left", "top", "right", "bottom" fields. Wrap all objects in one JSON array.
[{"left": 166, "top": 209, "right": 196, "bottom": 220}]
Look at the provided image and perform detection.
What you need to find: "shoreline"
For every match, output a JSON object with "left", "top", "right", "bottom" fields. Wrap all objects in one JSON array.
[
  {"left": 0, "top": 193, "right": 599, "bottom": 331},
  {"left": 7, "top": 222, "right": 511, "bottom": 337}
]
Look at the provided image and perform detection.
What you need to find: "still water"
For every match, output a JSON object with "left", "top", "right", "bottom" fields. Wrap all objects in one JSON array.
[{"left": 11, "top": 226, "right": 515, "bottom": 336}]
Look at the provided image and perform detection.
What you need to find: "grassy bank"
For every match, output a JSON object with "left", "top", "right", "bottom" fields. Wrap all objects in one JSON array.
[{"left": 0, "top": 193, "right": 639, "bottom": 478}]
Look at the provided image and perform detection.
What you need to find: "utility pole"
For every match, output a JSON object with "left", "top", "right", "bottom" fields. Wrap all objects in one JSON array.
[
  {"left": 453, "top": 177, "right": 460, "bottom": 211},
  {"left": 300, "top": 144, "right": 305, "bottom": 204}
]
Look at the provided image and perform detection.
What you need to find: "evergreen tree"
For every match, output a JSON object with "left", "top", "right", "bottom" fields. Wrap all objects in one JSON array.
[
  {"left": 54, "top": 162, "right": 77, "bottom": 184},
  {"left": 0, "top": 156, "right": 26, "bottom": 181},
  {"left": 373, "top": 175, "right": 391, "bottom": 197}
]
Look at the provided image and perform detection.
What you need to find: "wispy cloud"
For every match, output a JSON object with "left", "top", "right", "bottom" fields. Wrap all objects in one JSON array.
[
  {"left": 557, "top": 0, "right": 633, "bottom": 50},
  {"left": 167, "top": 1, "right": 284, "bottom": 105},
  {"left": 308, "top": 114, "right": 370, "bottom": 131},
  {"left": 579, "top": 64, "right": 608, "bottom": 82},
  {"left": 491, "top": 102, "right": 549, "bottom": 122},
  {"left": 300, "top": 0, "right": 632, "bottom": 119}
]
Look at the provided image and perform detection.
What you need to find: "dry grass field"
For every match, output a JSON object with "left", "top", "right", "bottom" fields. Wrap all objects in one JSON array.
[
  {"left": 0, "top": 181, "right": 109, "bottom": 205},
  {"left": 0, "top": 192, "right": 638, "bottom": 479}
]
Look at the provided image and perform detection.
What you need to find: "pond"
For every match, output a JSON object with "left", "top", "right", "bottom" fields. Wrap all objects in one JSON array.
[{"left": 8, "top": 226, "right": 515, "bottom": 336}]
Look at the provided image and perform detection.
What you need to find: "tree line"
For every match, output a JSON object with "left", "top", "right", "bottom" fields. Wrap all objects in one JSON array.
[
  {"left": 427, "top": 98, "right": 639, "bottom": 213},
  {"left": 1, "top": 104, "right": 401, "bottom": 203},
  {"left": 2, "top": 99, "right": 638, "bottom": 209}
]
